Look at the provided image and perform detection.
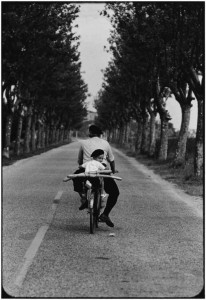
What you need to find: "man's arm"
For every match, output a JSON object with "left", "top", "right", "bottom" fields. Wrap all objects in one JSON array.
[
  {"left": 109, "top": 160, "right": 116, "bottom": 174},
  {"left": 106, "top": 142, "right": 116, "bottom": 173},
  {"left": 78, "top": 145, "right": 83, "bottom": 165},
  {"left": 99, "top": 163, "right": 106, "bottom": 170},
  {"left": 106, "top": 143, "right": 115, "bottom": 162}
]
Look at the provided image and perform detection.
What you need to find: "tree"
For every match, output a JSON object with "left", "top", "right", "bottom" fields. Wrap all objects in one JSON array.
[
  {"left": 2, "top": 3, "right": 88, "bottom": 156},
  {"left": 97, "top": 2, "right": 203, "bottom": 172}
]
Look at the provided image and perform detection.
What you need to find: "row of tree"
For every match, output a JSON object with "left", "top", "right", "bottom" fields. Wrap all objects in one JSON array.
[
  {"left": 95, "top": 2, "right": 203, "bottom": 176},
  {"left": 2, "top": 3, "right": 88, "bottom": 158}
]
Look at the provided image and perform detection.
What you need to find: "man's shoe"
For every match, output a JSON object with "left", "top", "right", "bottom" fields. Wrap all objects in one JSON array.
[
  {"left": 79, "top": 201, "right": 88, "bottom": 210},
  {"left": 99, "top": 214, "right": 114, "bottom": 227}
]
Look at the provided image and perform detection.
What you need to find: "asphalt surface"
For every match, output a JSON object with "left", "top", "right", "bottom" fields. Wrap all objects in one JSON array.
[{"left": 2, "top": 140, "right": 203, "bottom": 298}]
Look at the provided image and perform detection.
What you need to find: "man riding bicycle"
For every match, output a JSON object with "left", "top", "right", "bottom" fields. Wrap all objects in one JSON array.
[{"left": 73, "top": 124, "right": 120, "bottom": 227}]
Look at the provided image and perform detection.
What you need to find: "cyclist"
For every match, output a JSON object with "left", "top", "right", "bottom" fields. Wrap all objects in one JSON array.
[
  {"left": 73, "top": 124, "right": 119, "bottom": 227},
  {"left": 80, "top": 149, "right": 107, "bottom": 204}
]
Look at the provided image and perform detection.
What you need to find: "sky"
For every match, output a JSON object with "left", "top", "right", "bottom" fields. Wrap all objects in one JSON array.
[{"left": 74, "top": 3, "right": 197, "bottom": 131}]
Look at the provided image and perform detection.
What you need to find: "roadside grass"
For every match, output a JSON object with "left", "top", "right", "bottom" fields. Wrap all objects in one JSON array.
[
  {"left": 115, "top": 142, "right": 203, "bottom": 199},
  {"left": 135, "top": 154, "right": 203, "bottom": 198}
]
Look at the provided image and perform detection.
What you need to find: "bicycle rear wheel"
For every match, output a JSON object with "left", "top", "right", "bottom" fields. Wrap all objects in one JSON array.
[
  {"left": 94, "top": 190, "right": 101, "bottom": 228},
  {"left": 89, "top": 191, "right": 95, "bottom": 234}
]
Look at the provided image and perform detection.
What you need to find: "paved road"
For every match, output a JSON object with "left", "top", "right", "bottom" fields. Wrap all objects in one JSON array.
[{"left": 3, "top": 140, "right": 203, "bottom": 297}]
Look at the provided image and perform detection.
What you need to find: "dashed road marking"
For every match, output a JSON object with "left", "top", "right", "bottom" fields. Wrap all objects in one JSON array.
[
  {"left": 14, "top": 225, "right": 49, "bottom": 288},
  {"left": 54, "top": 190, "right": 63, "bottom": 202},
  {"left": 14, "top": 190, "right": 63, "bottom": 289}
]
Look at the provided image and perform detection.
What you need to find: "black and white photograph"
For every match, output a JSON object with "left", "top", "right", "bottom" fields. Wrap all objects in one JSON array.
[{"left": 2, "top": 1, "right": 204, "bottom": 298}]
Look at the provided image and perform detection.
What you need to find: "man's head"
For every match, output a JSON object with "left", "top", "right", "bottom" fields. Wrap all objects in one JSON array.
[
  {"left": 89, "top": 124, "right": 103, "bottom": 137},
  {"left": 91, "top": 149, "right": 104, "bottom": 163}
]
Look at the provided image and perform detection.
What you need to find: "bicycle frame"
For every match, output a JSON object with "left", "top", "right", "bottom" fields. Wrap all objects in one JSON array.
[{"left": 84, "top": 179, "right": 102, "bottom": 233}]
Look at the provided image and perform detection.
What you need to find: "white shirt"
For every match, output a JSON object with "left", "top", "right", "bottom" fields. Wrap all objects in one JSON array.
[
  {"left": 78, "top": 137, "right": 114, "bottom": 165},
  {"left": 81, "top": 160, "right": 105, "bottom": 173}
]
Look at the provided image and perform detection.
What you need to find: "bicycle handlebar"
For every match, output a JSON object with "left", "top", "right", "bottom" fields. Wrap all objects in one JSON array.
[{"left": 63, "top": 172, "right": 122, "bottom": 182}]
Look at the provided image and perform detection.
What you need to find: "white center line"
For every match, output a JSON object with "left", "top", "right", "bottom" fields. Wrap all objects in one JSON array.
[
  {"left": 14, "top": 190, "right": 63, "bottom": 289},
  {"left": 14, "top": 225, "right": 49, "bottom": 288},
  {"left": 54, "top": 190, "right": 63, "bottom": 200}
]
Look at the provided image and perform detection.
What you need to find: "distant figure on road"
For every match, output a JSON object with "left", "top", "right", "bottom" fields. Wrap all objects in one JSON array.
[{"left": 73, "top": 124, "right": 120, "bottom": 227}]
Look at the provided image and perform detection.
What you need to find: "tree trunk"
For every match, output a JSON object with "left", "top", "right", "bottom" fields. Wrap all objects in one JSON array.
[
  {"left": 115, "top": 128, "right": 118, "bottom": 143},
  {"left": 118, "top": 126, "right": 123, "bottom": 145},
  {"left": 158, "top": 115, "right": 170, "bottom": 161},
  {"left": 127, "top": 121, "right": 133, "bottom": 150},
  {"left": 141, "top": 115, "right": 149, "bottom": 154},
  {"left": 41, "top": 124, "right": 45, "bottom": 148},
  {"left": 66, "top": 129, "right": 71, "bottom": 142},
  {"left": 148, "top": 112, "right": 156, "bottom": 157},
  {"left": 3, "top": 113, "right": 13, "bottom": 158},
  {"left": 194, "top": 98, "right": 203, "bottom": 177},
  {"left": 180, "top": 56, "right": 203, "bottom": 176},
  {"left": 121, "top": 126, "right": 125, "bottom": 145},
  {"left": 174, "top": 103, "right": 192, "bottom": 166},
  {"left": 45, "top": 125, "right": 49, "bottom": 147},
  {"left": 106, "top": 130, "right": 110, "bottom": 142},
  {"left": 59, "top": 129, "right": 62, "bottom": 142},
  {"left": 113, "top": 128, "right": 117, "bottom": 143},
  {"left": 57, "top": 128, "right": 60, "bottom": 142},
  {"left": 56, "top": 128, "right": 60, "bottom": 143},
  {"left": 60, "top": 128, "right": 64, "bottom": 143},
  {"left": 31, "top": 115, "right": 37, "bottom": 152},
  {"left": 15, "top": 110, "right": 23, "bottom": 156},
  {"left": 124, "top": 123, "right": 129, "bottom": 144},
  {"left": 109, "top": 129, "right": 113, "bottom": 142},
  {"left": 117, "top": 126, "right": 123, "bottom": 145},
  {"left": 24, "top": 106, "right": 32, "bottom": 153},
  {"left": 135, "top": 121, "right": 143, "bottom": 154},
  {"left": 37, "top": 121, "right": 42, "bottom": 149},
  {"left": 63, "top": 129, "right": 67, "bottom": 141},
  {"left": 52, "top": 126, "right": 56, "bottom": 144},
  {"left": 49, "top": 125, "right": 53, "bottom": 145},
  {"left": 69, "top": 129, "right": 72, "bottom": 141},
  {"left": 62, "top": 129, "right": 65, "bottom": 142},
  {"left": 60, "top": 129, "right": 63, "bottom": 142},
  {"left": 58, "top": 129, "right": 61, "bottom": 143}
]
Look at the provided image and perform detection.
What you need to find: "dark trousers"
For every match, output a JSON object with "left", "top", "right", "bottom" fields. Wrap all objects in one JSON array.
[
  {"left": 103, "top": 177, "right": 119, "bottom": 216},
  {"left": 72, "top": 169, "right": 119, "bottom": 216},
  {"left": 73, "top": 168, "right": 100, "bottom": 192}
]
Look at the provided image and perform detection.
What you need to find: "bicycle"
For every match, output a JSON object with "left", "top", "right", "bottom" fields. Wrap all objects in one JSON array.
[{"left": 63, "top": 170, "right": 122, "bottom": 234}]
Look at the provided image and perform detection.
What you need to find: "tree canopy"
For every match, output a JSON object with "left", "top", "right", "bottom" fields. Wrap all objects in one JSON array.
[
  {"left": 2, "top": 2, "right": 88, "bottom": 132},
  {"left": 95, "top": 2, "right": 203, "bottom": 174}
]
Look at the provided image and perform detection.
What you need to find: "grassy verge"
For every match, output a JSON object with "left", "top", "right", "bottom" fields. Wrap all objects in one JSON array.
[{"left": 115, "top": 144, "right": 203, "bottom": 199}]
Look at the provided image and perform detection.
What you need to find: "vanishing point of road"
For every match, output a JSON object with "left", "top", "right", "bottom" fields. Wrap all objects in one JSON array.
[{"left": 3, "top": 140, "right": 203, "bottom": 298}]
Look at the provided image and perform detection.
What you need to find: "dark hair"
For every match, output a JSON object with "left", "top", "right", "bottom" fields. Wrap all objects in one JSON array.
[
  {"left": 91, "top": 149, "right": 104, "bottom": 158},
  {"left": 89, "top": 124, "right": 103, "bottom": 136}
]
